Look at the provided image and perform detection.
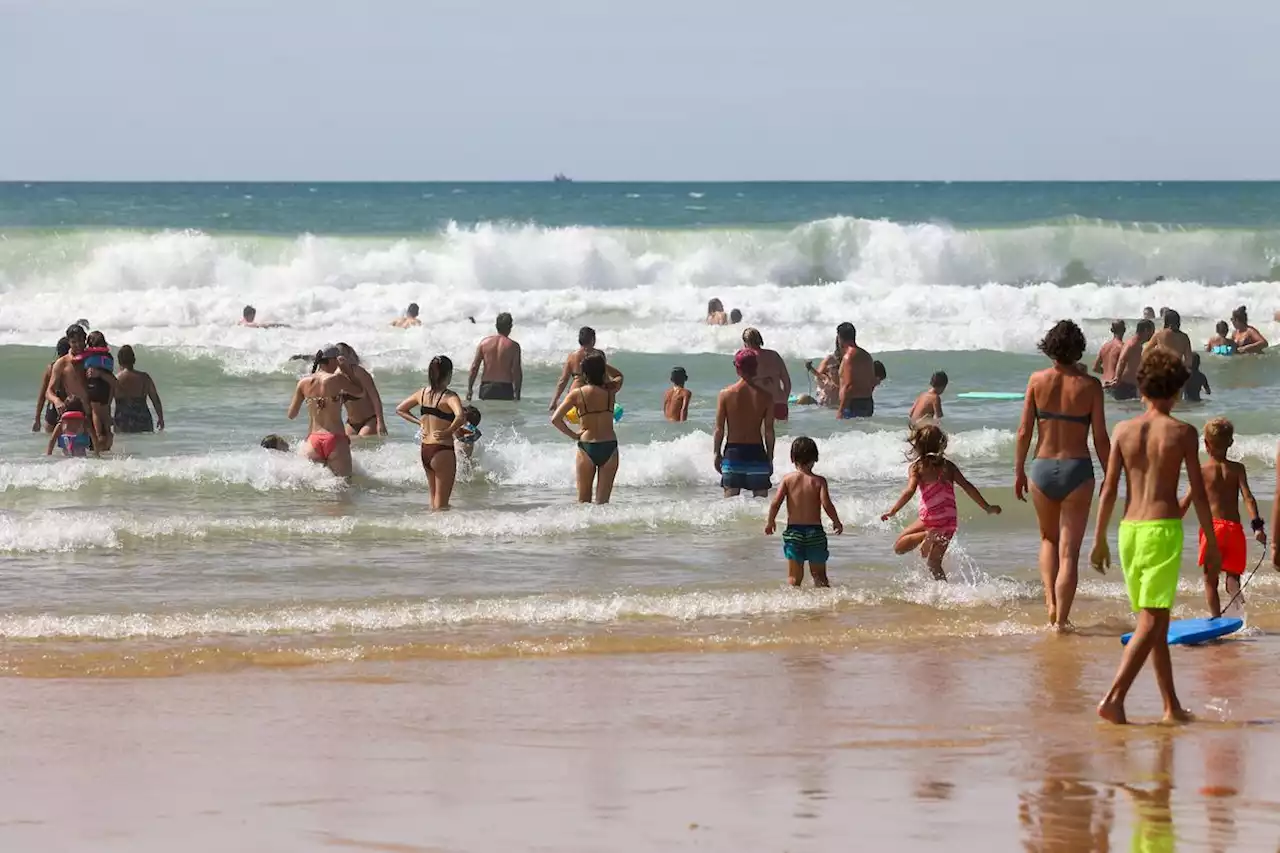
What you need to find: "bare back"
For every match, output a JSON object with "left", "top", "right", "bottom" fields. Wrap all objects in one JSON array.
[
  {"left": 1113, "top": 412, "right": 1197, "bottom": 522},
  {"left": 719, "top": 381, "right": 773, "bottom": 445},
  {"left": 1150, "top": 330, "right": 1192, "bottom": 366},
  {"left": 1023, "top": 365, "right": 1106, "bottom": 461},
  {"left": 1201, "top": 459, "right": 1244, "bottom": 523},
  {"left": 114, "top": 368, "right": 151, "bottom": 399},
  {"left": 751, "top": 348, "right": 791, "bottom": 405},
  {"left": 663, "top": 387, "right": 691, "bottom": 421},
  {"left": 781, "top": 470, "right": 826, "bottom": 525},
  {"left": 479, "top": 335, "right": 520, "bottom": 383},
  {"left": 297, "top": 373, "right": 355, "bottom": 436},
  {"left": 1097, "top": 339, "right": 1122, "bottom": 384},
  {"left": 839, "top": 345, "right": 876, "bottom": 399},
  {"left": 575, "top": 384, "right": 617, "bottom": 442},
  {"left": 1116, "top": 336, "right": 1144, "bottom": 386}
]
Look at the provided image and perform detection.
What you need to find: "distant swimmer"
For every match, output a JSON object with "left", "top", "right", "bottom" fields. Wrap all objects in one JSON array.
[
  {"left": 391, "top": 303, "right": 422, "bottom": 328},
  {"left": 1091, "top": 347, "right": 1218, "bottom": 725},
  {"left": 1142, "top": 307, "right": 1156, "bottom": 322},
  {"left": 881, "top": 424, "right": 1001, "bottom": 581},
  {"left": 1230, "top": 305, "right": 1268, "bottom": 354},
  {"left": 729, "top": 308, "right": 742, "bottom": 325},
  {"left": 287, "top": 345, "right": 364, "bottom": 479},
  {"left": 835, "top": 322, "right": 877, "bottom": 419},
  {"left": 1015, "top": 320, "right": 1109, "bottom": 632},
  {"left": 1179, "top": 418, "right": 1265, "bottom": 617},
  {"left": 1111, "top": 319, "right": 1154, "bottom": 401},
  {"left": 713, "top": 350, "right": 775, "bottom": 498},
  {"left": 239, "top": 305, "right": 290, "bottom": 329},
  {"left": 1205, "top": 320, "right": 1235, "bottom": 355},
  {"left": 1182, "top": 354, "right": 1210, "bottom": 403},
  {"left": 113, "top": 345, "right": 165, "bottom": 433},
  {"left": 706, "top": 298, "right": 728, "bottom": 326},
  {"left": 1149, "top": 309, "right": 1193, "bottom": 367},
  {"left": 466, "top": 312, "right": 523, "bottom": 401},
  {"left": 765, "top": 436, "right": 843, "bottom": 588},
  {"left": 741, "top": 328, "right": 792, "bottom": 421},
  {"left": 1092, "top": 320, "right": 1126, "bottom": 386},
  {"left": 663, "top": 366, "right": 691, "bottom": 422},
  {"left": 550, "top": 351, "right": 622, "bottom": 504},
  {"left": 260, "top": 434, "right": 290, "bottom": 452},
  {"left": 908, "top": 371, "right": 947, "bottom": 425}
]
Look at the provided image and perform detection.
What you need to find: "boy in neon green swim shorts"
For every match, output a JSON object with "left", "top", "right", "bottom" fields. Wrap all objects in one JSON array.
[{"left": 1090, "top": 346, "right": 1222, "bottom": 725}]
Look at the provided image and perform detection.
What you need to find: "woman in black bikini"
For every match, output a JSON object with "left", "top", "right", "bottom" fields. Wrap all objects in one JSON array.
[
  {"left": 335, "top": 343, "right": 387, "bottom": 437},
  {"left": 396, "top": 355, "right": 467, "bottom": 510},
  {"left": 1013, "top": 320, "right": 1110, "bottom": 632},
  {"left": 551, "top": 350, "right": 623, "bottom": 504}
]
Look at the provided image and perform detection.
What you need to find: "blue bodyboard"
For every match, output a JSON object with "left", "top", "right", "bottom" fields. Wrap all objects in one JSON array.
[
  {"left": 956, "top": 391, "right": 1024, "bottom": 401},
  {"left": 1120, "top": 616, "right": 1244, "bottom": 646}
]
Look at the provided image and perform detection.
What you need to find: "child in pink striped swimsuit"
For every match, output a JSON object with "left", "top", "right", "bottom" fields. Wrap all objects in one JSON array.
[{"left": 881, "top": 424, "right": 1002, "bottom": 580}]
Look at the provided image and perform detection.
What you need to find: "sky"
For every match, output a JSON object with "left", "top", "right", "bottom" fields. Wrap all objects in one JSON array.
[{"left": 2, "top": 0, "right": 1278, "bottom": 181}]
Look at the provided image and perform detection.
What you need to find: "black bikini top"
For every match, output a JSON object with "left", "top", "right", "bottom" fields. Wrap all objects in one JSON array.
[
  {"left": 1033, "top": 399, "right": 1091, "bottom": 426},
  {"left": 577, "top": 385, "right": 614, "bottom": 415},
  {"left": 420, "top": 389, "right": 454, "bottom": 422}
]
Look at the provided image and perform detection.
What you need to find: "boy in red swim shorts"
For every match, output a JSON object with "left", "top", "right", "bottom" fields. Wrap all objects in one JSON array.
[{"left": 1180, "top": 418, "right": 1267, "bottom": 616}]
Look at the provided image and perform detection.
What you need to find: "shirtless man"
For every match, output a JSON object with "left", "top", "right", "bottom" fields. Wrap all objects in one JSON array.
[
  {"left": 239, "top": 305, "right": 290, "bottom": 329},
  {"left": 835, "top": 322, "right": 877, "bottom": 418},
  {"left": 1092, "top": 320, "right": 1126, "bottom": 386},
  {"left": 741, "top": 328, "right": 792, "bottom": 421},
  {"left": 467, "top": 312, "right": 523, "bottom": 401},
  {"left": 1149, "top": 309, "right": 1193, "bottom": 367},
  {"left": 549, "top": 326, "right": 597, "bottom": 411},
  {"left": 1111, "top": 319, "right": 1154, "bottom": 401},
  {"left": 45, "top": 325, "right": 89, "bottom": 421},
  {"left": 713, "top": 350, "right": 776, "bottom": 498},
  {"left": 391, "top": 303, "right": 422, "bottom": 328}
]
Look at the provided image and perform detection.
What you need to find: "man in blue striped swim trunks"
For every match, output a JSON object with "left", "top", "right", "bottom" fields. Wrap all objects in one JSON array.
[{"left": 713, "top": 350, "right": 776, "bottom": 497}]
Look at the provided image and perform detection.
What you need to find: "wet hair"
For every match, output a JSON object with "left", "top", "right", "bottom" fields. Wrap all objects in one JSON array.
[
  {"left": 117, "top": 344, "right": 137, "bottom": 369},
  {"left": 906, "top": 423, "right": 948, "bottom": 467},
  {"left": 260, "top": 434, "right": 289, "bottom": 452},
  {"left": 1037, "top": 320, "right": 1086, "bottom": 365},
  {"left": 742, "top": 327, "right": 763, "bottom": 348},
  {"left": 496, "top": 312, "right": 513, "bottom": 334},
  {"left": 1204, "top": 417, "right": 1234, "bottom": 453},
  {"left": 836, "top": 322, "right": 857, "bottom": 345},
  {"left": 581, "top": 350, "right": 608, "bottom": 387},
  {"left": 62, "top": 395, "right": 86, "bottom": 415},
  {"left": 578, "top": 326, "right": 596, "bottom": 347},
  {"left": 1231, "top": 305, "right": 1249, "bottom": 325},
  {"left": 729, "top": 309, "right": 742, "bottom": 324},
  {"left": 55, "top": 337, "right": 70, "bottom": 358},
  {"left": 874, "top": 360, "right": 887, "bottom": 381},
  {"left": 65, "top": 323, "right": 87, "bottom": 340},
  {"left": 407, "top": 303, "right": 419, "bottom": 317},
  {"left": 464, "top": 405, "right": 482, "bottom": 427},
  {"left": 1189, "top": 352, "right": 1202, "bottom": 372},
  {"left": 790, "top": 436, "right": 819, "bottom": 468},
  {"left": 707, "top": 298, "right": 724, "bottom": 315},
  {"left": 336, "top": 342, "right": 360, "bottom": 364},
  {"left": 428, "top": 355, "right": 453, "bottom": 391},
  {"left": 930, "top": 370, "right": 948, "bottom": 391},
  {"left": 1137, "top": 346, "right": 1190, "bottom": 401},
  {"left": 86, "top": 330, "right": 107, "bottom": 349},
  {"left": 1110, "top": 319, "right": 1126, "bottom": 337},
  {"left": 1135, "top": 319, "right": 1156, "bottom": 338},
  {"left": 1216, "top": 320, "right": 1229, "bottom": 336},
  {"left": 1163, "top": 309, "right": 1181, "bottom": 331},
  {"left": 670, "top": 366, "right": 688, "bottom": 387},
  {"left": 243, "top": 305, "right": 256, "bottom": 320}
]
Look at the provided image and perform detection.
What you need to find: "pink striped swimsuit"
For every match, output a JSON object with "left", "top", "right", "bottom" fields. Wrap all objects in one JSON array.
[{"left": 918, "top": 478, "right": 958, "bottom": 537}]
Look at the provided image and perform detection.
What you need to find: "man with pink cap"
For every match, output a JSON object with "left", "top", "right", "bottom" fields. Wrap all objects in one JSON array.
[{"left": 713, "top": 350, "right": 776, "bottom": 497}]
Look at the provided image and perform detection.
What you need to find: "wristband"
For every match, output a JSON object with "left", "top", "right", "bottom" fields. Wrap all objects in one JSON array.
[{"left": 1252, "top": 518, "right": 1266, "bottom": 533}]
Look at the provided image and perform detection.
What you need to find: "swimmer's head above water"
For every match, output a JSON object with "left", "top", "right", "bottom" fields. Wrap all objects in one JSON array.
[
  {"left": 1216, "top": 320, "right": 1230, "bottom": 337},
  {"left": 1163, "top": 309, "right": 1181, "bottom": 331},
  {"left": 1142, "top": 306, "right": 1156, "bottom": 321},
  {"left": 790, "top": 436, "right": 819, "bottom": 469},
  {"left": 742, "top": 327, "right": 764, "bottom": 349},
  {"left": 930, "top": 370, "right": 948, "bottom": 392},
  {"left": 406, "top": 303, "right": 420, "bottom": 318},
  {"left": 1135, "top": 319, "right": 1156, "bottom": 343},
  {"left": 243, "top": 305, "right": 256, "bottom": 323},
  {"left": 1110, "top": 319, "right": 1126, "bottom": 339},
  {"left": 729, "top": 309, "right": 742, "bottom": 324},
  {"left": 578, "top": 326, "right": 596, "bottom": 348},
  {"left": 260, "top": 434, "right": 290, "bottom": 452},
  {"left": 670, "top": 366, "right": 688, "bottom": 387}
]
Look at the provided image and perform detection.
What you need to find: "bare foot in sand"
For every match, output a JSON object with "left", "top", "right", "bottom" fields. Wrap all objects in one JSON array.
[
  {"left": 1097, "top": 699, "right": 1127, "bottom": 725},
  {"left": 1054, "top": 621, "right": 1075, "bottom": 635},
  {"left": 1162, "top": 708, "right": 1195, "bottom": 725}
]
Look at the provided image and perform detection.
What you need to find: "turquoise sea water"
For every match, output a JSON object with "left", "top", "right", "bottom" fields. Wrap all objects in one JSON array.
[{"left": 0, "top": 181, "right": 1277, "bottom": 676}]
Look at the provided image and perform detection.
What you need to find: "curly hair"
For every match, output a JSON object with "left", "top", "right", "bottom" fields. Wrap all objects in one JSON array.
[
  {"left": 1037, "top": 320, "right": 1086, "bottom": 365},
  {"left": 1137, "top": 346, "right": 1189, "bottom": 401}
]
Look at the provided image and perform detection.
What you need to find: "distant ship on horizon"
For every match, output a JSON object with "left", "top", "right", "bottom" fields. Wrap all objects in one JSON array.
[{"left": 552, "top": 173, "right": 572, "bottom": 183}]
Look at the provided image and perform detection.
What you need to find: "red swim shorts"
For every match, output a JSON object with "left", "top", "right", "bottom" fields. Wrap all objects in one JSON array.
[
  {"left": 773, "top": 403, "right": 788, "bottom": 422},
  {"left": 1199, "top": 518, "right": 1247, "bottom": 576}
]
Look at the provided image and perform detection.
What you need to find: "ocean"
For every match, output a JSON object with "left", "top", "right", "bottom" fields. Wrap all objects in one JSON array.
[{"left": 7, "top": 182, "right": 1280, "bottom": 850}]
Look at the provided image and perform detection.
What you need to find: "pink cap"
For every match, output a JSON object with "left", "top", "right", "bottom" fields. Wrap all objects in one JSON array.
[{"left": 733, "top": 349, "right": 758, "bottom": 373}]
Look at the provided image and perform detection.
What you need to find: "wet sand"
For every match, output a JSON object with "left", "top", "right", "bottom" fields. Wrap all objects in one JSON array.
[{"left": 4, "top": 635, "right": 1280, "bottom": 851}]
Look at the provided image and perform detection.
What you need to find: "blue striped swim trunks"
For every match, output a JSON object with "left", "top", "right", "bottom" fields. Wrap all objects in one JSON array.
[
  {"left": 720, "top": 443, "right": 772, "bottom": 492},
  {"left": 783, "top": 524, "right": 829, "bottom": 563}
]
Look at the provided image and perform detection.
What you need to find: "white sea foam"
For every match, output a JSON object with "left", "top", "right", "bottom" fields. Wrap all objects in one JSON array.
[{"left": 0, "top": 221, "right": 1276, "bottom": 371}]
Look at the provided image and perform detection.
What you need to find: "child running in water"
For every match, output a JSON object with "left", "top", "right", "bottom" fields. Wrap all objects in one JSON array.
[
  {"left": 881, "top": 424, "right": 1001, "bottom": 580},
  {"left": 663, "top": 367, "right": 691, "bottom": 422},
  {"left": 1091, "top": 347, "right": 1221, "bottom": 725},
  {"left": 1179, "top": 418, "right": 1265, "bottom": 616},
  {"left": 765, "top": 437, "right": 843, "bottom": 587}
]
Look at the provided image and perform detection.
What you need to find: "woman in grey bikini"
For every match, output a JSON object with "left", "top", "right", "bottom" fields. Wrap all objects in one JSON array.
[
  {"left": 335, "top": 343, "right": 387, "bottom": 437},
  {"left": 113, "top": 345, "right": 165, "bottom": 433},
  {"left": 395, "top": 355, "right": 467, "bottom": 510},
  {"left": 551, "top": 350, "right": 623, "bottom": 504},
  {"left": 1013, "top": 320, "right": 1110, "bottom": 633}
]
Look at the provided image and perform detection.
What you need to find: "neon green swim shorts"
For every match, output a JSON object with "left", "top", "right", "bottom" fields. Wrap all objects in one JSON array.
[{"left": 1118, "top": 519, "right": 1183, "bottom": 611}]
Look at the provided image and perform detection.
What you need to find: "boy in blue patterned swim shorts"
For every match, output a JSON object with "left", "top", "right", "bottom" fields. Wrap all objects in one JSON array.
[{"left": 765, "top": 437, "right": 844, "bottom": 587}]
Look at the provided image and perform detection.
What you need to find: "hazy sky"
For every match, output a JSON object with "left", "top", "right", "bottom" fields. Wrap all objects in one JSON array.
[{"left": 3, "top": 0, "right": 1277, "bottom": 180}]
